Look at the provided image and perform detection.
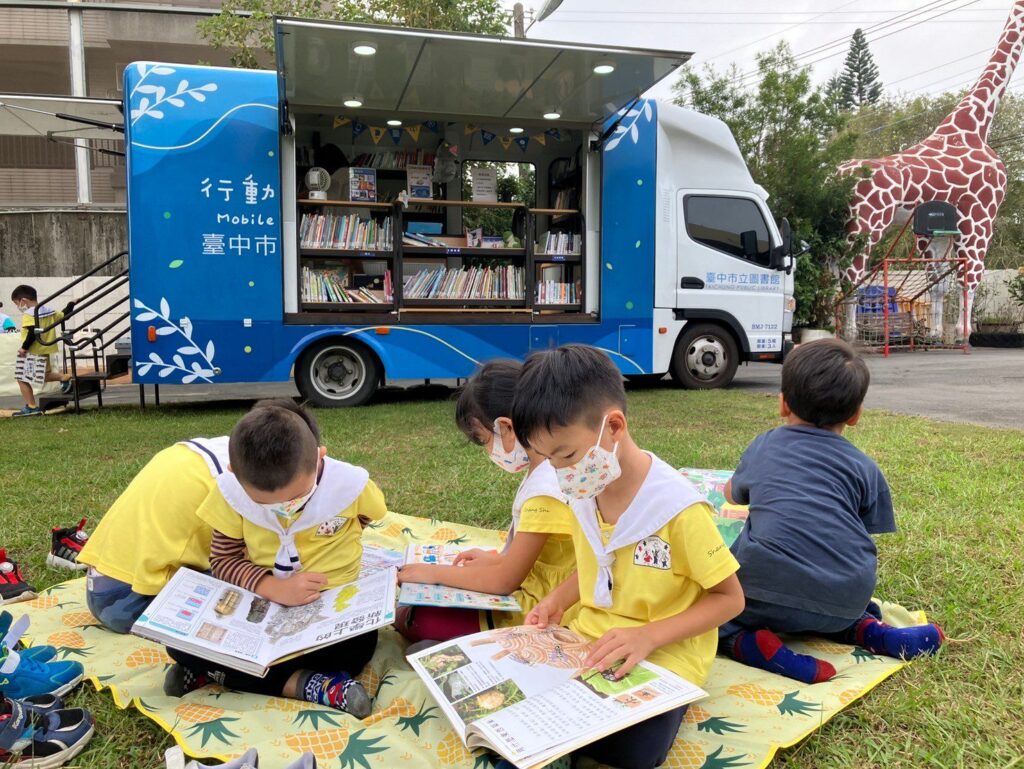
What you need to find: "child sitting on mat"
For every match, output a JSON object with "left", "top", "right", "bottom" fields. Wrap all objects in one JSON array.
[
  {"left": 516, "top": 345, "right": 745, "bottom": 769},
  {"left": 396, "top": 359, "right": 576, "bottom": 642},
  {"left": 163, "top": 399, "right": 387, "bottom": 717},
  {"left": 719, "top": 338, "right": 944, "bottom": 684}
]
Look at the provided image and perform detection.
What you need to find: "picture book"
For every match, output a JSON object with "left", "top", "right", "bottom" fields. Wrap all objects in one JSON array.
[
  {"left": 131, "top": 567, "right": 397, "bottom": 677},
  {"left": 348, "top": 167, "right": 377, "bottom": 202},
  {"left": 398, "top": 544, "right": 521, "bottom": 612},
  {"left": 407, "top": 164, "right": 433, "bottom": 199},
  {"left": 408, "top": 625, "right": 707, "bottom": 769}
]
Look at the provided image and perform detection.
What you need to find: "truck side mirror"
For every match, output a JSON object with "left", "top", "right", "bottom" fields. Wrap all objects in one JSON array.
[
  {"left": 740, "top": 230, "right": 758, "bottom": 260},
  {"left": 780, "top": 218, "right": 793, "bottom": 255}
]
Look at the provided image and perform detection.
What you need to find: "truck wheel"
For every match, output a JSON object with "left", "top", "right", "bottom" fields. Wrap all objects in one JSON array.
[
  {"left": 669, "top": 323, "right": 739, "bottom": 389},
  {"left": 295, "top": 338, "right": 380, "bottom": 407}
]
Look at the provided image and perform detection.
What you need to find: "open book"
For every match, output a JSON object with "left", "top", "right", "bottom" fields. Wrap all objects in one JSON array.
[
  {"left": 131, "top": 567, "right": 397, "bottom": 677},
  {"left": 398, "top": 544, "right": 521, "bottom": 612},
  {"left": 408, "top": 625, "right": 707, "bottom": 768}
]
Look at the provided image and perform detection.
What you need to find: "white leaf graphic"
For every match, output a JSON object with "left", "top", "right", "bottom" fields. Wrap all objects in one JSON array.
[
  {"left": 178, "top": 346, "right": 199, "bottom": 355},
  {"left": 173, "top": 354, "right": 185, "bottom": 368},
  {"left": 148, "top": 110, "right": 164, "bottom": 119},
  {"left": 135, "top": 311, "right": 157, "bottom": 321},
  {"left": 614, "top": 125, "right": 626, "bottom": 134},
  {"left": 136, "top": 363, "right": 153, "bottom": 376},
  {"left": 167, "top": 98, "right": 185, "bottom": 108},
  {"left": 643, "top": 101, "right": 653, "bottom": 121},
  {"left": 630, "top": 123, "right": 639, "bottom": 143},
  {"left": 199, "top": 83, "right": 218, "bottom": 92},
  {"left": 133, "top": 298, "right": 145, "bottom": 309},
  {"left": 159, "top": 298, "right": 170, "bottom": 317},
  {"left": 135, "top": 62, "right": 146, "bottom": 76},
  {"left": 130, "top": 109, "right": 143, "bottom": 120},
  {"left": 158, "top": 366, "right": 175, "bottom": 378},
  {"left": 182, "top": 374, "right": 198, "bottom": 384},
  {"left": 605, "top": 135, "right": 622, "bottom": 151},
  {"left": 152, "top": 66, "right": 175, "bottom": 75},
  {"left": 205, "top": 340, "right": 215, "bottom": 360},
  {"left": 148, "top": 352, "right": 162, "bottom": 364},
  {"left": 138, "top": 97, "right": 150, "bottom": 112},
  {"left": 189, "top": 91, "right": 206, "bottom": 103},
  {"left": 154, "top": 87, "right": 166, "bottom": 102},
  {"left": 199, "top": 369, "right": 215, "bottom": 377},
  {"left": 135, "top": 85, "right": 159, "bottom": 95},
  {"left": 156, "top": 325, "right": 175, "bottom": 336},
  {"left": 176, "top": 80, "right": 189, "bottom": 94}
]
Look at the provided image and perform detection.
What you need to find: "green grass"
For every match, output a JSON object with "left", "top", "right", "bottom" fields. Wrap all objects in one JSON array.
[{"left": 2, "top": 386, "right": 1023, "bottom": 767}]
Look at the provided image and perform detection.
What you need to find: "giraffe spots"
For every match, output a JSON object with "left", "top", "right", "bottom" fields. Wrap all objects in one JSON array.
[{"left": 943, "top": 168, "right": 970, "bottom": 187}]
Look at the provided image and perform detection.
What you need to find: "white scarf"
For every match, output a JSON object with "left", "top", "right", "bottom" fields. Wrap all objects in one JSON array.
[
  {"left": 178, "top": 437, "right": 231, "bottom": 477},
  {"left": 217, "top": 457, "right": 369, "bottom": 578},
  {"left": 503, "top": 460, "right": 566, "bottom": 554},
  {"left": 571, "top": 453, "right": 705, "bottom": 607}
]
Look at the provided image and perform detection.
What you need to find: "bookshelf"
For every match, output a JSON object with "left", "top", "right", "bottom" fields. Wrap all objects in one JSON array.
[{"left": 531, "top": 203, "right": 584, "bottom": 313}]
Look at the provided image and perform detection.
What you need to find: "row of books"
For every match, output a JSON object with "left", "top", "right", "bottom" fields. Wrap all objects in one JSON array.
[
  {"left": 539, "top": 231, "right": 582, "bottom": 255},
  {"left": 404, "top": 265, "right": 525, "bottom": 300},
  {"left": 553, "top": 187, "right": 579, "bottom": 211},
  {"left": 301, "top": 266, "right": 393, "bottom": 304},
  {"left": 300, "top": 212, "right": 393, "bottom": 250},
  {"left": 535, "top": 280, "right": 580, "bottom": 305},
  {"left": 350, "top": 151, "right": 436, "bottom": 169}
]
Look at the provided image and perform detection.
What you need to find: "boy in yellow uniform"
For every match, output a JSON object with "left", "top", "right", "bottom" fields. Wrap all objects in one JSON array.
[
  {"left": 78, "top": 437, "right": 228, "bottom": 632},
  {"left": 397, "top": 360, "right": 575, "bottom": 641},
  {"left": 10, "top": 285, "right": 73, "bottom": 417},
  {"left": 516, "top": 345, "right": 744, "bottom": 769},
  {"left": 164, "top": 400, "right": 387, "bottom": 717}
]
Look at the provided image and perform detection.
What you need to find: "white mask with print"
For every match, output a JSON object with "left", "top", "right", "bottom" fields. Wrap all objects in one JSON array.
[
  {"left": 258, "top": 478, "right": 318, "bottom": 527},
  {"left": 489, "top": 419, "right": 530, "bottom": 473},
  {"left": 555, "top": 415, "right": 622, "bottom": 500}
]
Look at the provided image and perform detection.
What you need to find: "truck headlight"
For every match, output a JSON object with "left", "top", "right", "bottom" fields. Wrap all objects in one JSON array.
[{"left": 785, "top": 296, "right": 796, "bottom": 313}]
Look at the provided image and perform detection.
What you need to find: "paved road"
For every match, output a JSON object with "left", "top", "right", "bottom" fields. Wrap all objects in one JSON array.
[{"left": 3, "top": 348, "right": 1021, "bottom": 430}]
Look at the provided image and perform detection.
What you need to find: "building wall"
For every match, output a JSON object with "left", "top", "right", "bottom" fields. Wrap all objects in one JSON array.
[{"left": 0, "top": 209, "right": 126, "bottom": 276}]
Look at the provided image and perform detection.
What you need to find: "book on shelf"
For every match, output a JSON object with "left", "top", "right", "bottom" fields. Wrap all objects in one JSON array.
[
  {"left": 302, "top": 265, "right": 393, "bottom": 304},
  {"left": 350, "top": 150, "right": 436, "bottom": 170},
  {"left": 403, "top": 265, "right": 525, "bottom": 301},
  {"left": 470, "top": 166, "right": 498, "bottom": 203},
  {"left": 397, "top": 544, "right": 521, "bottom": 612},
  {"left": 465, "top": 227, "right": 483, "bottom": 247},
  {"left": 552, "top": 187, "right": 579, "bottom": 211},
  {"left": 131, "top": 566, "right": 397, "bottom": 677},
  {"left": 407, "top": 164, "right": 433, "bottom": 199},
  {"left": 403, "top": 232, "right": 449, "bottom": 248},
  {"left": 300, "top": 212, "right": 393, "bottom": 250},
  {"left": 408, "top": 625, "right": 706, "bottom": 769},
  {"left": 539, "top": 231, "right": 581, "bottom": 255},
  {"left": 535, "top": 281, "right": 579, "bottom": 305},
  {"left": 349, "top": 167, "right": 377, "bottom": 202}
]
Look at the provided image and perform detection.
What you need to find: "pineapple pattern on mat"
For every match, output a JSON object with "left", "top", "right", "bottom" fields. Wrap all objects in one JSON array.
[{"left": 14, "top": 498, "right": 925, "bottom": 769}]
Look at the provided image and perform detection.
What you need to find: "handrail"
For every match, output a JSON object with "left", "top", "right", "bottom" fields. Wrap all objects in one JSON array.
[
  {"left": 64, "top": 312, "right": 130, "bottom": 353},
  {"left": 58, "top": 276, "right": 129, "bottom": 334},
  {"left": 35, "top": 250, "right": 128, "bottom": 334},
  {"left": 63, "top": 294, "right": 130, "bottom": 338}
]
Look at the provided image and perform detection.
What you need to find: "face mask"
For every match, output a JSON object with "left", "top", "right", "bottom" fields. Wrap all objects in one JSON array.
[
  {"left": 555, "top": 415, "right": 622, "bottom": 500},
  {"left": 258, "top": 463, "right": 319, "bottom": 525},
  {"left": 489, "top": 419, "right": 530, "bottom": 473}
]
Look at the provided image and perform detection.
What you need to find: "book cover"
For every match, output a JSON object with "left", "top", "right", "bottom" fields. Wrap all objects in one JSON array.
[
  {"left": 407, "top": 164, "right": 433, "bottom": 199},
  {"left": 398, "top": 544, "right": 521, "bottom": 612},
  {"left": 349, "top": 167, "right": 377, "bottom": 202}
]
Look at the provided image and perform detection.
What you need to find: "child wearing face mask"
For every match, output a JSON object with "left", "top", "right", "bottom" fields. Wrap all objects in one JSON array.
[
  {"left": 162, "top": 399, "right": 386, "bottom": 717},
  {"left": 9, "top": 284, "right": 74, "bottom": 417},
  {"left": 514, "top": 345, "right": 744, "bottom": 769},
  {"left": 397, "top": 359, "right": 576, "bottom": 644}
]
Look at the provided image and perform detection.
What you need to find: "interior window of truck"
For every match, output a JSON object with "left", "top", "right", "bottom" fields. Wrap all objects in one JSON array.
[
  {"left": 460, "top": 161, "right": 536, "bottom": 239},
  {"left": 684, "top": 195, "right": 772, "bottom": 267}
]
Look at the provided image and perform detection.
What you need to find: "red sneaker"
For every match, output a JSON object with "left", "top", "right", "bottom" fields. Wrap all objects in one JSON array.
[
  {"left": 0, "top": 550, "right": 37, "bottom": 605},
  {"left": 46, "top": 519, "right": 89, "bottom": 572}
]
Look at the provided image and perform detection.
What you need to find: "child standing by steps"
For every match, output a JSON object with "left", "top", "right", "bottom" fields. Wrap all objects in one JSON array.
[
  {"left": 163, "top": 400, "right": 387, "bottom": 717},
  {"left": 396, "top": 360, "right": 576, "bottom": 642}
]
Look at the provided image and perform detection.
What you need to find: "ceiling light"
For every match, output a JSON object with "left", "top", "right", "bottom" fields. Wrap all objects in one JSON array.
[
  {"left": 543, "top": 111, "right": 561, "bottom": 120},
  {"left": 593, "top": 60, "right": 615, "bottom": 75},
  {"left": 387, "top": 119, "right": 402, "bottom": 126},
  {"left": 343, "top": 98, "right": 363, "bottom": 108},
  {"left": 509, "top": 127, "right": 525, "bottom": 134},
  {"left": 353, "top": 42, "right": 377, "bottom": 56}
]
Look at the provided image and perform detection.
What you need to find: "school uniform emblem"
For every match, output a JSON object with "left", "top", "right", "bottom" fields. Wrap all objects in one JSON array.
[
  {"left": 315, "top": 516, "right": 347, "bottom": 537},
  {"left": 633, "top": 536, "right": 671, "bottom": 570}
]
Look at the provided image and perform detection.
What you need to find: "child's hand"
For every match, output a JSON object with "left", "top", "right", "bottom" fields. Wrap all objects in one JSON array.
[
  {"left": 452, "top": 548, "right": 500, "bottom": 567},
  {"left": 16, "top": 349, "right": 26, "bottom": 358},
  {"left": 259, "top": 571, "right": 328, "bottom": 606},
  {"left": 584, "top": 627, "right": 657, "bottom": 679},
  {"left": 525, "top": 596, "right": 564, "bottom": 629},
  {"left": 397, "top": 564, "right": 438, "bottom": 585}
]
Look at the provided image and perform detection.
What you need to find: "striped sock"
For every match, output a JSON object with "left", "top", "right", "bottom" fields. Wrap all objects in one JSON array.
[
  {"left": 728, "top": 629, "right": 836, "bottom": 684},
  {"left": 855, "top": 618, "right": 945, "bottom": 659}
]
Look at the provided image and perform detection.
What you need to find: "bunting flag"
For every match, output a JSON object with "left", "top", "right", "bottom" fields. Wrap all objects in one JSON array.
[
  {"left": 480, "top": 130, "right": 496, "bottom": 146},
  {"left": 352, "top": 121, "right": 367, "bottom": 140},
  {"left": 514, "top": 136, "right": 530, "bottom": 153},
  {"left": 464, "top": 124, "right": 478, "bottom": 135},
  {"left": 404, "top": 125, "right": 421, "bottom": 142},
  {"left": 499, "top": 136, "right": 514, "bottom": 150},
  {"left": 388, "top": 127, "right": 403, "bottom": 145},
  {"left": 532, "top": 133, "right": 546, "bottom": 146},
  {"left": 423, "top": 120, "right": 440, "bottom": 133},
  {"left": 545, "top": 128, "right": 562, "bottom": 141},
  {"left": 333, "top": 116, "right": 351, "bottom": 129},
  {"left": 369, "top": 125, "right": 386, "bottom": 144}
]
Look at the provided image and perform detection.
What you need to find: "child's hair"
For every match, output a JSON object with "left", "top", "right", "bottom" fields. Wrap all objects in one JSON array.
[
  {"left": 512, "top": 344, "right": 626, "bottom": 447},
  {"left": 11, "top": 285, "right": 36, "bottom": 303},
  {"left": 454, "top": 359, "right": 522, "bottom": 446},
  {"left": 782, "top": 338, "right": 869, "bottom": 428},
  {"left": 229, "top": 399, "right": 321, "bottom": 492}
]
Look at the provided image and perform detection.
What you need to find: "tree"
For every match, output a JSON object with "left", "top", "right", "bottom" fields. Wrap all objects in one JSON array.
[
  {"left": 199, "top": 0, "right": 508, "bottom": 70},
  {"left": 839, "top": 28, "right": 883, "bottom": 110}
]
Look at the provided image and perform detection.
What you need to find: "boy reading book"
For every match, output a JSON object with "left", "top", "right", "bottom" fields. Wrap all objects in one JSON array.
[
  {"left": 514, "top": 345, "right": 744, "bottom": 769},
  {"left": 718, "top": 339, "right": 944, "bottom": 683},
  {"left": 163, "top": 400, "right": 387, "bottom": 717},
  {"left": 397, "top": 360, "right": 575, "bottom": 641}
]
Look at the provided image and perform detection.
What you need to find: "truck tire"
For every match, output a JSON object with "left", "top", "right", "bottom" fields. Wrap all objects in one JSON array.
[
  {"left": 295, "top": 338, "right": 380, "bottom": 407},
  {"left": 669, "top": 323, "right": 739, "bottom": 390}
]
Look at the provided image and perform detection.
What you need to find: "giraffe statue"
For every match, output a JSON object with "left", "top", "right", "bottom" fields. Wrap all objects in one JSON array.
[{"left": 838, "top": 0, "right": 1024, "bottom": 339}]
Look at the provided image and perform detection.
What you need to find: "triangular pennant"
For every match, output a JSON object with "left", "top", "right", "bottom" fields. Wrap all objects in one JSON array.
[
  {"left": 333, "top": 116, "right": 351, "bottom": 129},
  {"left": 423, "top": 120, "right": 440, "bottom": 133},
  {"left": 448, "top": 143, "right": 459, "bottom": 156},
  {"left": 480, "top": 130, "right": 496, "bottom": 146},
  {"left": 352, "top": 121, "right": 367, "bottom": 140},
  {"left": 545, "top": 128, "right": 561, "bottom": 141},
  {"left": 368, "top": 126, "right": 386, "bottom": 145},
  {"left": 405, "top": 125, "right": 421, "bottom": 142},
  {"left": 389, "top": 127, "right": 403, "bottom": 145},
  {"left": 464, "top": 124, "right": 478, "bottom": 135},
  {"left": 514, "top": 136, "right": 530, "bottom": 153},
  {"left": 499, "top": 136, "right": 514, "bottom": 150},
  {"left": 532, "top": 133, "right": 546, "bottom": 146}
]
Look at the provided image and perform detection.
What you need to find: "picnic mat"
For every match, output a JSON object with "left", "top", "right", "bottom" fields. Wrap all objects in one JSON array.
[{"left": 17, "top": 474, "right": 927, "bottom": 769}]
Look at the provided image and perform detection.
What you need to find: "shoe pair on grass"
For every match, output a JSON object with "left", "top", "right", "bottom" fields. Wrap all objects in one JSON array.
[{"left": 0, "top": 691, "right": 94, "bottom": 767}]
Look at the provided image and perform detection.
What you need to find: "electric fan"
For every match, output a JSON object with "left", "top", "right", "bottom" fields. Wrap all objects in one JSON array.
[{"left": 305, "top": 166, "right": 331, "bottom": 200}]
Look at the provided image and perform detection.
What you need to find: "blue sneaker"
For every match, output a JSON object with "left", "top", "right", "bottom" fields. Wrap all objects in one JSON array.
[
  {"left": 0, "top": 695, "right": 94, "bottom": 767},
  {"left": 0, "top": 644, "right": 84, "bottom": 700},
  {"left": 11, "top": 406, "right": 42, "bottom": 418},
  {"left": 0, "top": 613, "right": 56, "bottom": 663}
]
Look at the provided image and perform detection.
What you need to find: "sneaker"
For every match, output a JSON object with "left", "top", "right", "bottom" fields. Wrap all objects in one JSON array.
[
  {"left": 162, "top": 664, "right": 210, "bottom": 698},
  {"left": 46, "top": 520, "right": 89, "bottom": 572},
  {"left": 0, "top": 553, "right": 36, "bottom": 606},
  {"left": 0, "top": 695, "right": 95, "bottom": 768},
  {"left": 59, "top": 380, "right": 73, "bottom": 395},
  {"left": 11, "top": 406, "right": 41, "bottom": 418},
  {"left": 0, "top": 635, "right": 85, "bottom": 700}
]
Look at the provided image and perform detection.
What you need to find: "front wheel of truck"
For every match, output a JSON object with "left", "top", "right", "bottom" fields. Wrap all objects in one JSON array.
[
  {"left": 669, "top": 323, "right": 739, "bottom": 389},
  {"left": 295, "top": 338, "right": 380, "bottom": 407}
]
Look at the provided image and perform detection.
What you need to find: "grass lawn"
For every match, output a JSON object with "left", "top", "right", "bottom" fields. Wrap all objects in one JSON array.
[{"left": 2, "top": 385, "right": 1023, "bottom": 767}]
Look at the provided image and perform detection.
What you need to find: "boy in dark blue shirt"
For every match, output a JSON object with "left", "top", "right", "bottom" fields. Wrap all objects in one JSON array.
[{"left": 720, "top": 338, "right": 944, "bottom": 683}]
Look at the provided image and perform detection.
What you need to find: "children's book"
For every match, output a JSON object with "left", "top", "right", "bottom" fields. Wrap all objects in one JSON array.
[
  {"left": 398, "top": 544, "right": 521, "bottom": 612},
  {"left": 408, "top": 625, "right": 707, "bottom": 769},
  {"left": 131, "top": 567, "right": 397, "bottom": 677},
  {"left": 407, "top": 164, "right": 433, "bottom": 198},
  {"left": 348, "top": 167, "right": 377, "bottom": 202}
]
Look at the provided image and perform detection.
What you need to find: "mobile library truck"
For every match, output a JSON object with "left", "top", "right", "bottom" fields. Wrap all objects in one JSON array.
[{"left": 124, "top": 20, "right": 795, "bottom": 406}]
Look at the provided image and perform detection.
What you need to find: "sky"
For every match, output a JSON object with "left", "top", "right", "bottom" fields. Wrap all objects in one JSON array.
[{"left": 498, "top": 0, "right": 1024, "bottom": 104}]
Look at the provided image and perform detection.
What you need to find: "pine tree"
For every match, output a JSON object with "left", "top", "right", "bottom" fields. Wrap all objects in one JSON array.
[
  {"left": 824, "top": 73, "right": 845, "bottom": 114},
  {"left": 839, "top": 29, "right": 883, "bottom": 109}
]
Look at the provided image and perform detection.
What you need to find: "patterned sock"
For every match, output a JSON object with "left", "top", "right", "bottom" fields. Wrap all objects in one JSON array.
[
  {"left": 727, "top": 629, "right": 836, "bottom": 684},
  {"left": 855, "top": 618, "right": 945, "bottom": 659},
  {"left": 298, "top": 671, "right": 370, "bottom": 717}
]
